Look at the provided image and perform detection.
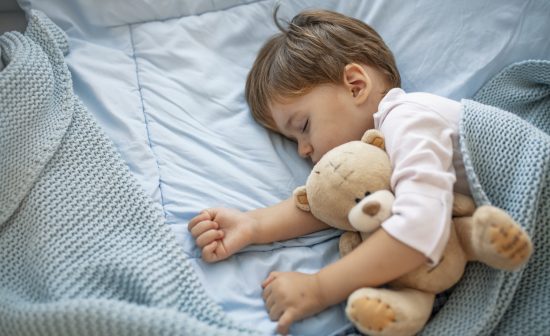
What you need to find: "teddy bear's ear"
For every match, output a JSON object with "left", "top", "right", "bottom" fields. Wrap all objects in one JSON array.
[
  {"left": 293, "top": 186, "right": 311, "bottom": 212},
  {"left": 361, "top": 129, "right": 385, "bottom": 150}
]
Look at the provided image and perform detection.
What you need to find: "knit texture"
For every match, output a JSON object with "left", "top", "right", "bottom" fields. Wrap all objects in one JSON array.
[
  {"left": 0, "top": 11, "right": 259, "bottom": 336},
  {"left": 422, "top": 60, "right": 550, "bottom": 335}
]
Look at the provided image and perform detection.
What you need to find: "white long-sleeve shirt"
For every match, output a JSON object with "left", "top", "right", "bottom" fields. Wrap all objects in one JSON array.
[{"left": 374, "top": 88, "right": 469, "bottom": 265}]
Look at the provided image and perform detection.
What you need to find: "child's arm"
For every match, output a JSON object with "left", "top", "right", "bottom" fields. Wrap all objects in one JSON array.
[
  {"left": 188, "top": 197, "right": 330, "bottom": 262},
  {"left": 249, "top": 197, "right": 331, "bottom": 243},
  {"left": 262, "top": 228, "right": 425, "bottom": 335}
]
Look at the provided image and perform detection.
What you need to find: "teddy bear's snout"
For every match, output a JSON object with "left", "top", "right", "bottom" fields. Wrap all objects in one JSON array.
[
  {"left": 362, "top": 202, "right": 380, "bottom": 216},
  {"left": 348, "top": 190, "right": 394, "bottom": 233}
]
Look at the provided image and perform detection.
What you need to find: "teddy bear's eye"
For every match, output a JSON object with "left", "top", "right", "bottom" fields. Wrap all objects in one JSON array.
[{"left": 355, "top": 192, "right": 372, "bottom": 203}]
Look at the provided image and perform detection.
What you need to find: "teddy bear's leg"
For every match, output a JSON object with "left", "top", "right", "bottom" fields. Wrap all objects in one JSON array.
[
  {"left": 346, "top": 287, "right": 434, "bottom": 336},
  {"left": 339, "top": 231, "right": 363, "bottom": 257},
  {"left": 452, "top": 192, "right": 476, "bottom": 217},
  {"left": 455, "top": 205, "right": 533, "bottom": 271}
]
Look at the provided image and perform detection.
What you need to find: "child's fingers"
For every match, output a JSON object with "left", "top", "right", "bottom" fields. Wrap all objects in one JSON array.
[
  {"left": 261, "top": 272, "right": 278, "bottom": 288},
  {"left": 268, "top": 303, "right": 284, "bottom": 322},
  {"left": 262, "top": 282, "right": 272, "bottom": 301},
  {"left": 202, "top": 241, "right": 219, "bottom": 262},
  {"left": 264, "top": 291, "right": 276, "bottom": 311},
  {"left": 188, "top": 210, "right": 212, "bottom": 230},
  {"left": 276, "top": 310, "right": 294, "bottom": 335},
  {"left": 196, "top": 229, "right": 224, "bottom": 248},
  {"left": 189, "top": 220, "right": 219, "bottom": 238}
]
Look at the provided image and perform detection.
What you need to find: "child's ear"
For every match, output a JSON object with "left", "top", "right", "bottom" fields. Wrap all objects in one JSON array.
[{"left": 343, "top": 63, "right": 372, "bottom": 105}]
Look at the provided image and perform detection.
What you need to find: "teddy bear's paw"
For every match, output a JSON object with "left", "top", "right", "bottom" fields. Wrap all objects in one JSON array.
[
  {"left": 347, "top": 295, "right": 396, "bottom": 333},
  {"left": 346, "top": 288, "right": 433, "bottom": 336},
  {"left": 473, "top": 205, "right": 533, "bottom": 271}
]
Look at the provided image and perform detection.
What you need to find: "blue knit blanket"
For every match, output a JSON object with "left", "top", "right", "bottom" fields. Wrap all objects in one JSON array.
[
  {"left": 422, "top": 61, "right": 550, "bottom": 335},
  {"left": 0, "top": 11, "right": 259, "bottom": 336}
]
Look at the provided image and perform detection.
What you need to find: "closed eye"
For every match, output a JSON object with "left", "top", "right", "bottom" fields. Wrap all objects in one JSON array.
[{"left": 301, "top": 119, "right": 309, "bottom": 133}]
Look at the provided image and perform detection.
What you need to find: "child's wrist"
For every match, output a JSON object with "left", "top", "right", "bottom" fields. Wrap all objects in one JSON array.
[
  {"left": 313, "top": 272, "right": 330, "bottom": 310},
  {"left": 245, "top": 210, "right": 262, "bottom": 245}
]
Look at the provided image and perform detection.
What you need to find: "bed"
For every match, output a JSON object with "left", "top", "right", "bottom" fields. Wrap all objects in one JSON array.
[{"left": 2, "top": 0, "right": 550, "bottom": 335}]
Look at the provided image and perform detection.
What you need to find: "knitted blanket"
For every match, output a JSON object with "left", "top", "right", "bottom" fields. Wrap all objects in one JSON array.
[
  {"left": 0, "top": 11, "right": 259, "bottom": 336},
  {"left": 422, "top": 60, "right": 550, "bottom": 335}
]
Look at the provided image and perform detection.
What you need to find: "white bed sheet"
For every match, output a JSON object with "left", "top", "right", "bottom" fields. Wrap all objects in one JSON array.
[{"left": 16, "top": 0, "right": 550, "bottom": 334}]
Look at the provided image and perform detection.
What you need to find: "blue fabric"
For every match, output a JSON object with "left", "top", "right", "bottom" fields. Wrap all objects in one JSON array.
[
  {"left": 422, "top": 60, "right": 550, "bottom": 335},
  {"left": 0, "top": 11, "right": 259, "bottom": 336}
]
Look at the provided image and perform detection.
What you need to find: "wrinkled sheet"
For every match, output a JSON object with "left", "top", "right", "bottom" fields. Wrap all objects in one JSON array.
[{"left": 16, "top": 0, "right": 550, "bottom": 334}]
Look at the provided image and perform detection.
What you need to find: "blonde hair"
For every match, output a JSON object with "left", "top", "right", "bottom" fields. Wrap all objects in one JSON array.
[{"left": 245, "top": 8, "right": 401, "bottom": 132}]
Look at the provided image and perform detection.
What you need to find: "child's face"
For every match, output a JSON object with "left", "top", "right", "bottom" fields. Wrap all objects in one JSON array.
[{"left": 270, "top": 83, "right": 374, "bottom": 164}]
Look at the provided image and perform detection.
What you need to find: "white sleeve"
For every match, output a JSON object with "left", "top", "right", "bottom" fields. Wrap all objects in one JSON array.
[{"left": 379, "top": 104, "right": 456, "bottom": 265}]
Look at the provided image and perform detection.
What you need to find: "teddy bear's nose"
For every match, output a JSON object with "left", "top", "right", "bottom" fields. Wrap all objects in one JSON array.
[{"left": 362, "top": 202, "right": 380, "bottom": 216}]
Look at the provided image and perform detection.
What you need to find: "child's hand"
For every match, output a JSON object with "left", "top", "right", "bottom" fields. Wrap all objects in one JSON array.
[
  {"left": 262, "top": 271, "right": 325, "bottom": 335},
  {"left": 188, "top": 208, "right": 256, "bottom": 262}
]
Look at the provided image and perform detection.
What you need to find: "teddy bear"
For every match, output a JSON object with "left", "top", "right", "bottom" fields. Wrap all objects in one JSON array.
[{"left": 293, "top": 129, "right": 533, "bottom": 336}]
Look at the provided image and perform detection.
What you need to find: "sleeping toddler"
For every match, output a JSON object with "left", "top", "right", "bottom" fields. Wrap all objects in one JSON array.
[{"left": 188, "top": 8, "right": 531, "bottom": 334}]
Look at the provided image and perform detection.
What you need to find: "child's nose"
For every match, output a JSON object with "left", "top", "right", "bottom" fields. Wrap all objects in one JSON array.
[{"left": 298, "top": 142, "right": 313, "bottom": 158}]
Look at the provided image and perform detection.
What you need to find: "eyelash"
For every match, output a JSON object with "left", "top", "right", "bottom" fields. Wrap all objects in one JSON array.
[{"left": 301, "top": 119, "right": 309, "bottom": 133}]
